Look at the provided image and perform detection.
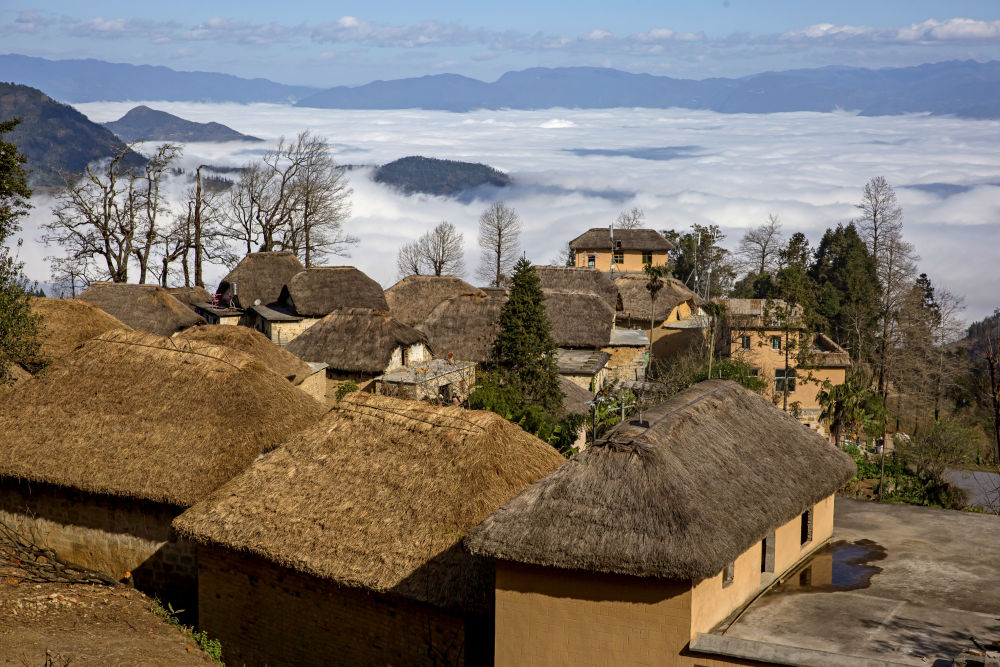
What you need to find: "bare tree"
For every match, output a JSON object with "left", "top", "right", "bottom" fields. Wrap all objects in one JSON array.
[
  {"left": 615, "top": 207, "right": 645, "bottom": 230},
  {"left": 420, "top": 222, "right": 465, "bottom": 276},
  {"left": 737, "top": 214, "right": 784, "bottom": 276},
  {"left": 476, "top": 201, "right": 521, "bottom": 288},
  {"left": 396, "top": 240, "right": 423, "bottom": 278},
  {"left": 132, "top": 144, "right": 181, "bottom": 284}
]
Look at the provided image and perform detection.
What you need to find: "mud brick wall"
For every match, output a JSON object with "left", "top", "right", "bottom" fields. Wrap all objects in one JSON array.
[
  {"left": 0, "top": 480, "right": 196, "bottom": 614},
  {"left": 197, "top": 544, "right": 481, "bottom": 666}
]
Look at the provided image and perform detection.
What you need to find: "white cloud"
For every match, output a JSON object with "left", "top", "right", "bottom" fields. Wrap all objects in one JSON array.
[
  {"left": 20, "top": 103, "right": 997, "bottom": 322},
  {"left": 782, "top": 18, "right": 1000, "bottom": 45}
]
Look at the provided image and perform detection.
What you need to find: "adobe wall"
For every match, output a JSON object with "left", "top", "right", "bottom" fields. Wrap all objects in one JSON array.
[
  {"left": 296, "top": 369, "right": 327, "bottom": 402},
  {"left": 575, "top": 250, "right": 669, "bottom": 272},
  {"left": 0, "top": 480, "right": 195, "bottom": 612},
  {"left": 197, "top": 544, "right": 482, "bottom": 667},
  {"left": 601, "top": 345, "right": 646, "bottom": 383}
]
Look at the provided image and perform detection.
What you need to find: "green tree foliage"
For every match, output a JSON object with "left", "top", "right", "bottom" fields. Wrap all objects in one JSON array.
[
  {"left": 0, "top": 118, "right": 43, "bottom": 384},
  {"left": 373, "top": 156, "right": 510, "bottom": 196},
  {"left": 662, "top": 224, "right": 735, "bottom": 299},
  {"left": 817, "top": 377, "right": 884, "bottom": 445}
]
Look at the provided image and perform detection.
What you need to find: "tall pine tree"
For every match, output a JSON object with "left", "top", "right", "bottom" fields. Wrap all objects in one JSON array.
[{"left": 492, "top": 258, "right": 563, "bottom": 414}]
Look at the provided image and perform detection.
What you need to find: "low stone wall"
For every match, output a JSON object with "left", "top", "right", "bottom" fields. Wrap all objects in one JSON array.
[{"left": 0, "top": 480, "right": 195, "bottom": 615}]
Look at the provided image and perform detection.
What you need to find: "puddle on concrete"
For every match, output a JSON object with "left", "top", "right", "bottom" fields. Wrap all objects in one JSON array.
[{"left": 778, "top": 539, "right": 886, "bottom": 594}]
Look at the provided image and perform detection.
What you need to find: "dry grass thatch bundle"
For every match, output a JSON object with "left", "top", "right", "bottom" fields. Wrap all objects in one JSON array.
[
  {"left": 280, "top": 267, "right": 387, "bottom": 317},
  {"left": 534, "top": 266, "right": 621, "bottom": 313},
  {"left": 466, "top": 379, "right": 856, "bottom": 580},
  {"left": 166, "top": 286, "right": 214, "bottom": 308},
  {"left": 417, "top": 292, "right": 506, "bottom": 363},
  {"left": 615, "top": 274, "right": 703, "bottom": 323},
  {"left": 559, "top": 376, "right": 594, "bottom": 417},
  {"left": 174, "top": 325, "right": 313, "bottom": 384},
  {"left": 217, "top": 251, "right": 304, "bottom": 310},
  {"left": 0, "top": 329, "right": 325, "bottom": 507},
  {"left": 78, "top": 284, "right": 204, "bottom": 336},
  {"left": 543, "top": 290, "right": 614, "bottom": 348},
  {"left": 384, "top": 275, "right": 486, "bottom": 327},
  {"left": 285, "top": 307, "right": 426, "bottom": 374},
  {"left": 29, "top": 297, "right": 131, "bottom": 361},
  {"left": 569, "top": 228, "right": 675, "bottom": 252},
  {"left": 174, "top": 393, "right": 565, "bottom": 612},
  {"left": 810, "top": 333, "right": 851, "bottom": 368}
]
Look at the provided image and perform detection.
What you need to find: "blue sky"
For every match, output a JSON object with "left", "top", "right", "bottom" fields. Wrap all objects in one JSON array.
[{"left": 3, "top": 2, "right": 1000, "bottom": 85}]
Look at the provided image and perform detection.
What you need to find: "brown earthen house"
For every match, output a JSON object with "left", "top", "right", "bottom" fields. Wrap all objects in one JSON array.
[
  {"left": 78, "top": 282, "right": 204, "bottom": 336},
  {"left": 174, "top": 394, "right": 566, "bottom": 666},
  {"left": 385, "top": 274, "right": 487, "bottom": 327},
  {"left": 0, "top": 330, "right": 323, "bottom": 615},
  {"left": 569, "top": 227, "right": 675, "bottom": 272},
  {"left": 465, "top": 380, "right": 855, "bottom": 666}
]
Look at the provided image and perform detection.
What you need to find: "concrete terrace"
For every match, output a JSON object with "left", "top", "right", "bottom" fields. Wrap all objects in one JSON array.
[{"left": 697, "top": 498, "right": 1000, "bottom": 666}]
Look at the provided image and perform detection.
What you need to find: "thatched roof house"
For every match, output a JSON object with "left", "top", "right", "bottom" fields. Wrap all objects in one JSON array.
[
  {"left": 174, "top": 325, "right": 313, "bottom": 385},
  {"left": 285, "top": 307, "right": 428, "bottom": 376},
  {"left": 278, "top": 266, "right": 387, "bottom": 317},
  {"left": 569, "top": 228, "right": 675, "bottom": 253},
  {"left": 535, "top": 266, "right": 621, "bottom": 313},
  {"left": 559, "top": 375, "right": 594, "bottom": 417},
  {"left": 467, "top": 379, "right": 854, "bottom": 579},
  {"left": 29, "top": 297, "right": 131, "bottom": 360},
  {"left": 811, "top": 333, "right": 851, "bottom": 368},
  {"left": 385, "top": 275, "right": 486, "bottom": 327},
  {"left": 543, "top": 290, "right": 614, "bottom": 348},
  {"left": 614, "top": 274, "right": 703, "bottom": 325},
  {"left": 166, "top": 286, "right": 213, "bottom": 308},
  {"left": 216, "top": 251, "right": 304, "bottom": 309},
  {"left": 0, "top": 329, "right": 325, "bottom": 508},
  {"left": 417, "top": 292, "right": 505, "bottom": 363},
  {"left": 78, "top": 283, "right": 204, "bottom": 336},
  {"left": 174, "top": 394, "right": 565, "bottom": 665}
]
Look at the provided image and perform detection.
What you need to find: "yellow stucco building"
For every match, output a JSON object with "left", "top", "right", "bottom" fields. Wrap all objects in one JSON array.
[
  {"left": 466, "top": 380, "right": 855, "bottom": 667},
  {"left": 569, "top": 228, "right": 674, "bottom": 272}
]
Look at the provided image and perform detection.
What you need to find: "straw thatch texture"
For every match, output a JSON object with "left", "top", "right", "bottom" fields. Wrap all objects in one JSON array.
[
  {"left": 78, "top": 283, "right": 204, "bottom": 336},
  {"left": 569, "top": 228, "right": 675, "bottom": 251},
  {"left": 811, "top": 333, "right": 851, "bottom": 368},
  {"left": 280, "top": 267, "right": 387, "bottom": 317},
  {"left": 166, "top": 286, "right": 213, "bottom": 308},
  {"left": 174, "top": 393, "right": 565, "bottom": 612},
  {"left": 385, "top": 275, "right": 485, "bottom": 327},
  {"left": 217, "top": 251, "right": 304, "bottom": 309},
  {"left": 543, "top": 290, "right": 614, "bottom": 348},
  {"left": 174, "top": 325, "right": 313, "bottom": 384},
  {"left": 559, "top": 376, "right": 594, "bottom": 416},
  {"left": 417, "top": 292, "right": 505, "bottom": 363},
  {"left": 615, "top": 274, "right": 703, "bottom": 323},
  {"left": 466, "top": 379, "right": 856, "bottom": 580},
  {"left": 535, "top": 267, "right": 621, "bottom": 313},
  {"left": 29, "top": 297, "right": 131, "bottom": 360},
  {"left": 285, "top": 307, "right": 427, "bottom": 374},
  {"left": 0, "top": 329, "right": 325, "bottom": 507}
]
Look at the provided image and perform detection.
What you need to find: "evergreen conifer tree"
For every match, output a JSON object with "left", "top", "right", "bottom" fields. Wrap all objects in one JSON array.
[{"left": 492, "top": 257, "right": 563, "bottom": 414}]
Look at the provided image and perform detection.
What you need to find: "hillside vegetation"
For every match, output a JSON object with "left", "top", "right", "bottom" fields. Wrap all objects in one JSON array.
[
  {"left": 0, "top": 82, "right": 144, "bottom": 186},
  {"left": 104, "top": 106, "right": 262, "bottom": 143},
  {"left": 373, "top": 156, "right": 510, "bottom": 196}
]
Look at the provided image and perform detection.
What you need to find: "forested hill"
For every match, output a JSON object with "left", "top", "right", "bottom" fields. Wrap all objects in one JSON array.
[
  {"left": 373, "top": 156, "right": 511, "bottom": 196},
  {"left": 0, "top": 82, "right": 144, "bottom": 186},
  {"left": 104, "top": 106, "right": 262, "bottom": 143}
]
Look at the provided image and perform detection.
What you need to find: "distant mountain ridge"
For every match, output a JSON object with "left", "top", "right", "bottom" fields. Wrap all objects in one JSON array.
[
  {"left": 374, "top": 156, "right": 510, "bottom": 196},
  {"left": 0, "top": 82, "right": 143, "bottom": 186},
  {"left": 104, "top": 106, "right": 262, "bottom": 143}
]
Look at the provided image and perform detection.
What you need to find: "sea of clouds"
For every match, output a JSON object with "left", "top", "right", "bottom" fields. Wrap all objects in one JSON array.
[{"left": 14, "top": 102, "right": 1000, "bottom": 323}]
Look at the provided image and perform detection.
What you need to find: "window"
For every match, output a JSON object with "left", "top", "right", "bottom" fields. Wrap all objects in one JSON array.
[
  {"left": 642, "top": 252, "right": 653, "bottom": 265},
  {"left": 749, "top": 368, "right": 759, "bottom": 377},
  {"left": 613, "top": 251, "right": 624, "bottom": 265},
  {"left": 587, "top": 254, "right": 596, "bottom": 268},
  {"left": 771, "top": 335, "right": 781, "bottom": 350},
  {"left": 761, "top": 532, "right": 775, "bottom": 574},
  {"left": 722, "top": 561, "right": 735, "bottom": 588},
  {"left": 775, "top": 369, "right": 796, "bottom": 393},
  {"left": 800, "top": 509, "right": 813, "bottom": 545},
  {"left": 616, "top": 240, "right": 622, "bottom": 249},
  {"left": 740, "top": 335, "right": 751, "bottom": 350}
]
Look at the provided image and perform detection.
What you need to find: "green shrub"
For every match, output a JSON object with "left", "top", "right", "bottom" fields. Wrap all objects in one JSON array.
[{"left": 335, "top": 380, "right": 359, "bottom": 401}]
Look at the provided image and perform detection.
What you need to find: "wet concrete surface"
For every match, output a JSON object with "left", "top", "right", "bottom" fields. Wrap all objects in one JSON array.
[{"left": 721, "top": 499, "right": 1000, "bottom": 666}]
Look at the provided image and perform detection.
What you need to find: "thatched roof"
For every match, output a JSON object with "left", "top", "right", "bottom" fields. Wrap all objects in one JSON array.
[
  {"left": 385, "top": 275, "right": 485, "bottom": 327},
  {"left": 465, "top": 380, "right": 856, "bottom": 581},
  {"left": 279, "top": 267, "right": 387, "bottom": 317},
  {"left": 0, "top": 329, "right": 324, "bottom": 508},
  {"left": 543, "top": 290, "right": 614, "bottom": 348},
  {"left": 809, "top": 333, "right": 851, "bottom": 368},
  {"left": 174, "top": 325, "right": 313, "bottom": 384},
  {"left": 559, "top": 376, "right": 594, "bottom": 417},
  {"left": 569, "top": 228, "right": 675, "bottom": 252},
  {"left": 29, "top": 297, "right": 131, "bottom": 361},
  {"left": 217, "top": 252, "right": 304, "bottom": 310},
  {"left": 615, "top": 274, "right": 703, "bottom": 323},
  {"left": 417, "top": 292, "right": 505, "bottom": 363},
  {"left": 174, "top": 393, "right": 565, "bottom": 612},
  {"left": 78, "top": 283, "right": 204, "bottom": 336},
  {"left": 166, "top": 286, "right": 213, "bottom": 308},
  {"left": 285, "top": 307, "right": 427, "bottom": 374},
  {"left": 535, "top": 267, "right": 621, "bottom": 313},
  {"left": 719, "top": 298, "right": 804, "bottom": 328}
]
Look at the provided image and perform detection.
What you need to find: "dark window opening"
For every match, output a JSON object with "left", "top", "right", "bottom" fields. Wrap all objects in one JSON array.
[
  {"left": 761, "top": 532, "right": 775, "bottom": 574},
  {"left": 616, "top": 240, "right": 622, "bottom": 248},
  {"left": 771, "top": 335, "right": 781, "bottom": 350},
  {"left": 613, "top": 251, "right": 624, "bottom": 265},
  {"left": 722, "top": 561, "right": 735, "bottom": 588},
  {"left": 775, "top": 369, "right": 797, "bottom": 393},
  {"left": 587, "top": 254, "right": 596, "bottom": 268},
  {"left": 800, "top": 509, "right": 813, "bottom": 545},
  {"left": 749, "top": 368, "right": 759, "bottom": 377},
  {"left": 642, "top": 252, "right": 652, "bottom": 265},
  {"left": 740, "top": 335, "right": 751, "bottom": 350}
]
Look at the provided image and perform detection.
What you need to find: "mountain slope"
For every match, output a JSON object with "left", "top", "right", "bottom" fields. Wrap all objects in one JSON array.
[
  {"left": 0, "top": 83, "right": 144, "bottom": 186},
  {"left": 104, "top": 106, "right": 262, "bottom": 143},
  {"left": 373, "top": 156, "right": 511, "bottom": 196},
  {"left": 0, "top": 54, "right": 316, "bottom": 103}
]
